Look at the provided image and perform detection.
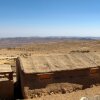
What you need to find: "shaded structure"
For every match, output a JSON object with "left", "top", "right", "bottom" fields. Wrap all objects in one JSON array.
[
  {"left": 17, "top": 52, "right": 100, "bottom": 99},
  {"left": 0, "top": 64, "right": 13, "bottom": 99}
]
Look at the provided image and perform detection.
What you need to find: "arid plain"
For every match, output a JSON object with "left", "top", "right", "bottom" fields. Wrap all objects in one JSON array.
[{"left": 0, "top": 38, "right": 100, "bottom": 100}]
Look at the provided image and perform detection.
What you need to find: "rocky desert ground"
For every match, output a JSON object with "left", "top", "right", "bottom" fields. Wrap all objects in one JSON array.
[{"left": 0, "top": 37, "right": 100, "bottom": 100}]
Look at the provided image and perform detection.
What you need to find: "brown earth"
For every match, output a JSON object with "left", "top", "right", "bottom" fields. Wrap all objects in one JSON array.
[
  {"left": 0, "top": 39, "right": 100, "bottom": 56},
  {"left": 32, "top": 85, "right": 100, "bottom": 100},
  {"left": 0, "top": 39, "right": 100, "bottom": 99}
]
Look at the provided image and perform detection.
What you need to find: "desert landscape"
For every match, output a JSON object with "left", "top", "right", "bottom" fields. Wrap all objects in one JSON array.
[
  {"left": 1, "top": 0, "right": 100, "bottom": 99},
  {"left": 0, "top": 37, "right": 100, "bottom": 100}
]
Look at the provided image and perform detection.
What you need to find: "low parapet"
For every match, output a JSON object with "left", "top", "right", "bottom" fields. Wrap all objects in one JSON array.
[
  {"left": 0, "top": 64, "right": 13, "bottom": 99},
  {"left": 0, "top": 64, "right": 13, "bottom": 81}
]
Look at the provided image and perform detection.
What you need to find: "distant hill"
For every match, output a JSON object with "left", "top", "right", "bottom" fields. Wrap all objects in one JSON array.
[{"left": 0, "top": 36, "right": 99, "bottom": 48}]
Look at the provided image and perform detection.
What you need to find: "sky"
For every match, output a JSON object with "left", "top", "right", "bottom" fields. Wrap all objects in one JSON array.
[{"left": 0, "top": 0, "right": 100, "bottom": 37}]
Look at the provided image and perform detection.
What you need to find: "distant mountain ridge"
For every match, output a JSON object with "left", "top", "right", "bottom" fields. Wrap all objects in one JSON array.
[{"left": 0, "top": 36, "right": 99, "bottom": 48}]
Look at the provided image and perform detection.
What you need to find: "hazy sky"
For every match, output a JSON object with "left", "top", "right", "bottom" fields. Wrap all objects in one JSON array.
[{"left": 0, "top": 0, "right": 100, "bottom": 37}]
